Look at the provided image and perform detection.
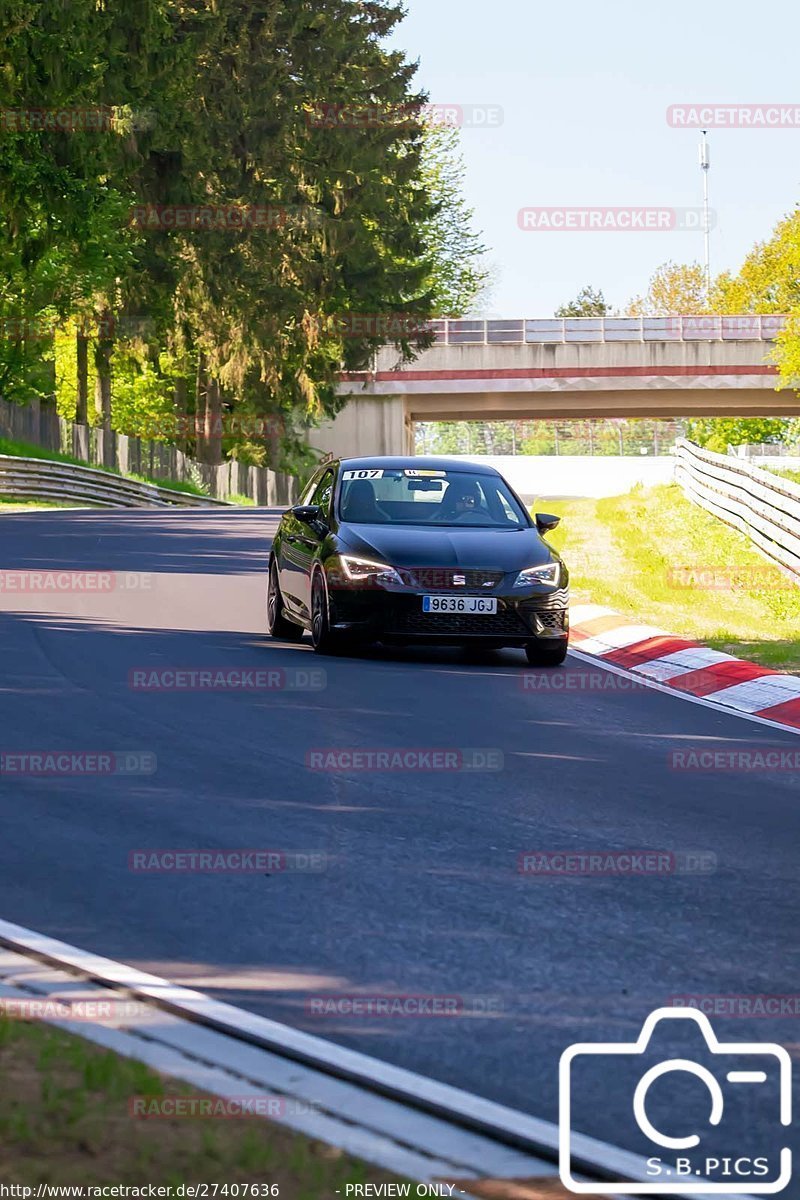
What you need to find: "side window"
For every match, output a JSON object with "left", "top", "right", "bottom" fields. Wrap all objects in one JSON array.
[
  {"left": 299, "top": 470, "right": 324, "bottom": 505},
  {"left": 493, "top": 486, "right": 517, "bottom": 523},
  {"left": 310, "top": 469, "right": 335, "bottom": 519}
]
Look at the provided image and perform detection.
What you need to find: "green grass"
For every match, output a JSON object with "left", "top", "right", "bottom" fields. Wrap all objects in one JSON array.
[
  {"left": 228, "top": 492, "right": 256, "bottom": 506},
  {"left": 0, "top": 436, "right": 210, "bottom": 498},
  {"left": 765, "top": 466, "right": 800, "bottom": 486},
  {"left": 127, "top": 471, "right": 208, "bottom": 497},
  {"left": 0, "top": 497, "right": 69, "bottom": 511},
  {"left": 0, "top": 435, "right": 118, "bottom": 472},
  {"left": 543, "top": 482, "right": 800, "bottom": 672},
  {"left": 0, "top": 1015, "right": 410, "bottom": 1193}
]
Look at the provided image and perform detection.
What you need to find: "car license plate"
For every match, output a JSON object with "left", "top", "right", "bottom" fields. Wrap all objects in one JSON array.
[{"left": 422, "top": 596, "right": 498, "bottom": 614}]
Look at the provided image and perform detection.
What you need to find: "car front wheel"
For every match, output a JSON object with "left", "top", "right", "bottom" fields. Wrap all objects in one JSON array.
[{"left": 310, "top": 569, "right": 346, "bottom": 655}]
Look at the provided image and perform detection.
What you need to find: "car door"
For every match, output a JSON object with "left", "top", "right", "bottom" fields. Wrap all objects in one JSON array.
[
  {"left": 282, "top": 467, "right": 336, "bottom": 621},
  {"left": 278, "top": 469, "right": 323, "bottom": 616}
]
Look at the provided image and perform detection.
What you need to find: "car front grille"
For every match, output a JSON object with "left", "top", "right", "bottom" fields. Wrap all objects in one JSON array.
[
  {"left": 405, "top": 567, "right": 504, "bottom": 591},
  {"left": 394, "top": 607, "right": 531, "bottom": 636},
  {"left": 531, "top": 610, "right": 567, "bottom": 632}
]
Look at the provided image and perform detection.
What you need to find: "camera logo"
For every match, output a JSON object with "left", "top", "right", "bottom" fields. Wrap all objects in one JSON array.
[{"left": 559, "top": 1008, "right": 791, "bottom": 1194}]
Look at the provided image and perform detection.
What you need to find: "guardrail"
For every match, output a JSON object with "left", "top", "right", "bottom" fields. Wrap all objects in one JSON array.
[
  {"left": 0, "top": 398, "right": 298, "bottom": 506},
  {"left": 674, "top": 439, "right": 800, "bottom": 579},
  {"left": 425, "top": 314, "right": 786, "bottom": 345},
  {"left": 0, "top": 454, "right": 232, "bottom": 508}
]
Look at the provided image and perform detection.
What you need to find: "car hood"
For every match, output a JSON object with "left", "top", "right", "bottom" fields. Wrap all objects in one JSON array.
[{"left": 336, "top": 523, "right": 555, "bottom": 571}]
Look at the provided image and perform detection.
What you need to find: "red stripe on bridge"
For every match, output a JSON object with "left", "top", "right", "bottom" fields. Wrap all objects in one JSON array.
[{"left": 342, "top": 364, "right": 777, "bottom": 383}]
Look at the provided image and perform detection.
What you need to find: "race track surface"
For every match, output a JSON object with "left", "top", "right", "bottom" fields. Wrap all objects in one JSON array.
[{"left": 1, "top": 509, "right": 798, "bottom": 1166}]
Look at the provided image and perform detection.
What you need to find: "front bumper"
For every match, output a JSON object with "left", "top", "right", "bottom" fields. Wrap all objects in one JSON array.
[{"left": 327, "top": 580, "right": 570, "bottom": 646}]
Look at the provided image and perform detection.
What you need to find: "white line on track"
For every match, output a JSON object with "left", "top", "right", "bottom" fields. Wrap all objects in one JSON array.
[
  {"left": 566, "top": 648, "right": 800, "bottom": 738},
  {"left": 0, "top": 918, "right": 759, "bottom": 1200}
]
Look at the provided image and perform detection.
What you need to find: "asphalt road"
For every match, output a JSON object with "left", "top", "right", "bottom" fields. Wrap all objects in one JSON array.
[{"left": 1, "top": 508, "right": 799, "bottom": 1175}]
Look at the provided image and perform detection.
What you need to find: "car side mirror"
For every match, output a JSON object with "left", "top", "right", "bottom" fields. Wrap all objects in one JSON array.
[
  {"left": 293, "top": 504, "right": 324, "bottom": 526},
  {"left": 535, "top": 512, "right": 561, "bottom": 534}
]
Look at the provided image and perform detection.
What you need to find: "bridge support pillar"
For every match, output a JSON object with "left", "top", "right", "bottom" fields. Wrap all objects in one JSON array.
[{"left": 308, "top": 395, "right": 409, "bottom": 459}]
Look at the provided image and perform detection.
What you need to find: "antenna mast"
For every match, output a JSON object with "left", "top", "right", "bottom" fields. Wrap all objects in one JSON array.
[{"left": 699, "top": 130, "right": 711, "bottom": 299}]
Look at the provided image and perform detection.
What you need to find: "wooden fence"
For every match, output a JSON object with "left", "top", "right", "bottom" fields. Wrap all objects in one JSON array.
[
  {"left": 0, "top": 397, "right": 297, "bottom": 506},
  {"left": 675, "top": 438, "right": 800, "bottom": 578}
]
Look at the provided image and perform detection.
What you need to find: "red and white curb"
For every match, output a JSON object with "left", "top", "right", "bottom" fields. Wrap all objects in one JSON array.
[{"left": 570, "top": 604, "right": 800, "bottom": 732}]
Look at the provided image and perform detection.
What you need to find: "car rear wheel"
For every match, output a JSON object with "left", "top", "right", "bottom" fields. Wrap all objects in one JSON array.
[
  {"left": 310, "top": 569, "right": 346, "bottom": 655},
  {"left": 525, "top": 639, "right": 568, "bottom": 667},
  {"left": 267, "top": 559, "right": 305, "bottom": 642}
]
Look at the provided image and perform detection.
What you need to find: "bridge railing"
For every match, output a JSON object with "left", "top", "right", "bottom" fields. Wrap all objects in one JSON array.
[
  {"left": 426, "top": 315, "right": 787, "bottom": 345},
  {"left": 675, "top": 439, "right": 800, "bottom": 580}
]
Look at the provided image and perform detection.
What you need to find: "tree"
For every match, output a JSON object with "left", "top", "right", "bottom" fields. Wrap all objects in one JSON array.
[
  {"left": 416, "top": 121, "right": 489, "bottom": 316},
  {"left": 627, "top": 262, "right": 708, "bottom": 316},
  {"left": 710, "top": 209, "right": 800, "bottom": 399},
  {"left": 681, "top": 209, "right": 800, "bottom": 439},
  {"left": 555, "top": 286, "right": 611, "bottom": 318},
  {"left": 712, "top": 211, "right": 800, "bottom": 315},
  {"left": 686, "top": 417, "right": 790, "bottom": 455},
  {"left": 3, "top": 0, "right": 491, "bottom": 478}
]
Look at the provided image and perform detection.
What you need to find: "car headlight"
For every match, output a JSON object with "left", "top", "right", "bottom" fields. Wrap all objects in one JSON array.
[
  {"left": 339, "top": 555, "right": 403, "bottom": 586},
  {"left": 513, "top": 561, "right": 561, "bottom": 588}
]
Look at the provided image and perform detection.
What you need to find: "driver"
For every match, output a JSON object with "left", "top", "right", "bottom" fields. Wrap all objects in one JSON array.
[{"left": 443, "top": 480, "right": 484, "bottom": 519}]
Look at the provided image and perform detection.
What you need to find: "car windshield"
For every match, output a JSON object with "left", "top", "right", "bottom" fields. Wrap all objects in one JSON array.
[{"left": 338, "top": 468, "right": 528, "bottom": 528}]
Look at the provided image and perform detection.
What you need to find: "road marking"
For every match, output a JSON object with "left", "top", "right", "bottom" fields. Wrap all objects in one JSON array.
[
  {"left": 0, "top": 918, "right": 753, "bottom": 1199},
  {"left": 566, "top": 648, "right": 800, "bottom": 737},
  {"left": 570, "top": 605, "right": 800, "bottom": 736}
]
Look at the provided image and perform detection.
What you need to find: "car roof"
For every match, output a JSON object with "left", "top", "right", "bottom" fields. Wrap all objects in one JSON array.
[{"left": 337, "top": 456, "right": 502, "bottom": 476}]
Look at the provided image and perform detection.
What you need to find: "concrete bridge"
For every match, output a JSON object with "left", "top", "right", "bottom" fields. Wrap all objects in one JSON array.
[{"left": 310, "top": 314, "right": 794, "bottom": 458}]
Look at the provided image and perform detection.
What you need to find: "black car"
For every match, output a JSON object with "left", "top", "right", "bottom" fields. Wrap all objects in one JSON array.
[{"left": 266, "top": 456, "right": 569, "bottom": 666}]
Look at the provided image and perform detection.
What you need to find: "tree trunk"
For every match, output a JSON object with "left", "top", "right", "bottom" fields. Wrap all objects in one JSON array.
[
  {"left": 174, "top": 374, "right": 187, "bottom": 451},
  {"left": 76, "top": 333, "right": 89, "bottom": 424},
  {"left": 94, "top": 309, "right": 113, "bottom": 430},
  {"left": 205, "top": 377, "right": 222, "bottom": 465},
  {"left": 266, "top": 422, "right": 281, "bottom": 472},
  {"left": 195, "top": 353, "right": 208, "bottom": 460}
]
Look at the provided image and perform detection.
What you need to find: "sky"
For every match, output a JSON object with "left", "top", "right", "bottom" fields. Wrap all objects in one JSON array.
[{"left": 388, "top": 0, "right": 800, "bottom": 316}]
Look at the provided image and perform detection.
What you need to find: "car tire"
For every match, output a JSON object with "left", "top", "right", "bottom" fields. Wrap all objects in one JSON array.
[
  {"left": 267, "top": 559, "right": 305, "bottom": 642},
  {"left": 525, "top": 638, "right": 568, "bottom": 667},
  {"left": 310, "top": 568, "right": 347, "bottom": 655}
]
